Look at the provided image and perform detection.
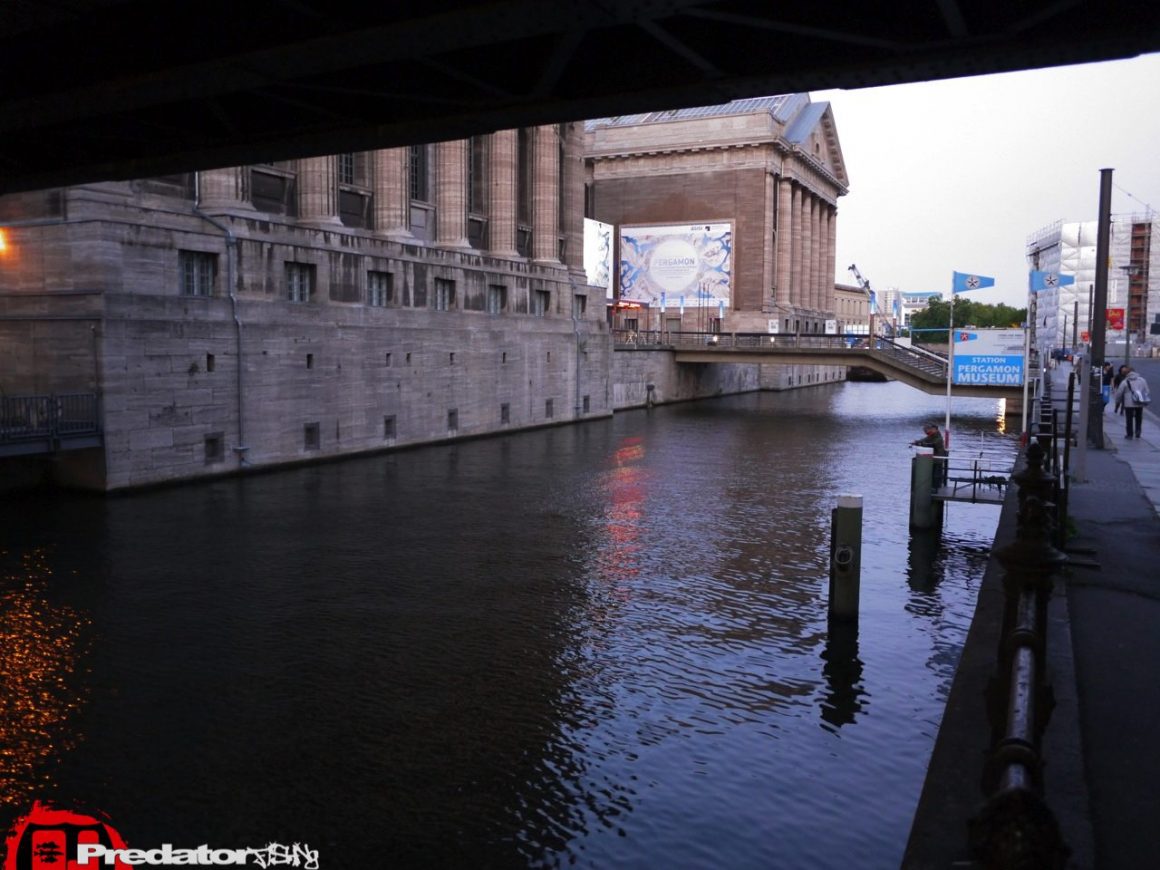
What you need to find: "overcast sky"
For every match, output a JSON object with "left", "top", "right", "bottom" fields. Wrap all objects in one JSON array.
[{"left": 813, "top": 52, "right": 1160, "bottom": 309}]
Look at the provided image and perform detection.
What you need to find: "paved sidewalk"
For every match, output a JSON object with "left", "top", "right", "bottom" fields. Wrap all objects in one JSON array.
[{"left": 1055, "top": 399, "right": 1160, "bottom": 868}]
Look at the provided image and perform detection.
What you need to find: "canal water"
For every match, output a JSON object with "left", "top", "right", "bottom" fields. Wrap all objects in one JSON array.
[{"left": 1, "top": 381, "right": 1016, "bottom": 869}]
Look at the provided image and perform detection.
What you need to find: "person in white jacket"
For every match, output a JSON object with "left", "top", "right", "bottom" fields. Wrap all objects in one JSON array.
[{"left": 1113, "top": 367, "right": 1151, "bottom": 439}]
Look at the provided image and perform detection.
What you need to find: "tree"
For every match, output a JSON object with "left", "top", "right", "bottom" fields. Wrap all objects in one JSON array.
[{"left": 908, "top": 299, "right": 1026, "bottom": 343}]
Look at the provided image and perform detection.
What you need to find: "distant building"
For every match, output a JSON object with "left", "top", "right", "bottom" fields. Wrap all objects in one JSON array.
[
  {"left": 1026, "top": 215, "right": 1159, "bottom": 359},
  {"left": 834, "top": 283, "right": 871, "bottom": 334},
  {"left": 585, "top": 94, "right": 849, "bottom": 336},
  {"left": 899, "top": 292, "right": 944, "bottom": 330}
]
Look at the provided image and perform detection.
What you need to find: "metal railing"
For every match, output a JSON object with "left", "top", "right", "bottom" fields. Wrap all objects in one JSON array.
[
  {"left": 611, "top": 329, "right": 950, "bottom": 382},
  {"left": 0, "top": 393, "right": 101, "bottom": 445}
]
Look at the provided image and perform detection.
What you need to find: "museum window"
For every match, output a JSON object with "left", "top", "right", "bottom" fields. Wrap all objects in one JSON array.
[
  {"left": 487, "top": 284, "right": 507, "bottom": 314},
  {"left": 368, "top": 271, "right": 393, "bottom": 307},
  {"left": 433, "top": 278, "right": 455, "bottom": 311},
  {"left": 501, "top": 403, "right": 510, "bottom": 424},
  {"left": 383, "top": 415, "right": 396, "bottom": 440},
  {"left": 409, "top": 145, "right": 431, "bottom": 202},
  {"left": 532, "top": 289, "right": 550, "bottom": 317},
  {"left": 304, "top": 422, "right": 320, "bottom": 450},
  {"left": 447, "top": 409, "right": 459, "bottom": 432},
  {"left": 337, "top": 153, "right": 356, "bottom": 186},
  {"left": 180, "top": 250, "right": 217, "bottom": 296},
  {"left": 572, "top": 294, "right": 587, "bottom": 318},
  {"left": 286, "top": 263, "right": 315, "bottom": 303},
  {"left": 545, "top": 399, "right": 554, "bottom": 419}
]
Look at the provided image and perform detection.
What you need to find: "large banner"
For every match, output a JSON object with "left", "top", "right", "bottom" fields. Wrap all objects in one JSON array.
[
  {"left": 619, "top": 222, "right": 733, "bottom": 307},
  {"left": 953, "top": 328, "right": 1025, "bottom": 386},
  {"left": 583, "top": 218, "right": 615, "bottom": 301}
]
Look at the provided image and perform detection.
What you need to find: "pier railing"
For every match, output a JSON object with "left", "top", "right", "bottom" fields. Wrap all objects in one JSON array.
[
  {"left": 967, "top": 374, "right": 1071, "bottom": 866},
  {"left": 0, "top": 393, "right": 101, "bottom": 454}
]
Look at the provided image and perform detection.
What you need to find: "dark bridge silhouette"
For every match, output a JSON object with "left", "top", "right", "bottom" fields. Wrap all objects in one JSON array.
[{"left": 614, "top": 330, "right": 1024, "bottom": 405}]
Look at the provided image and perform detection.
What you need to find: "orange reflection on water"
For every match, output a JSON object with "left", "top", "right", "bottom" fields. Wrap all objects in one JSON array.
[
  {"left": 996, "top": 399, "right": 1008, "bottom": 434},
  {"left": 597, "top": 437, "right": 649, "bottom": 584},
  {"left": 0, "top": 549, "right": 90, "bottom": 809}
]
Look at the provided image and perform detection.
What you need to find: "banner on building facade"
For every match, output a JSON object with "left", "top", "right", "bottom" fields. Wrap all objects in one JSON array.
[
  {"left": 619, "top": 222, "right": 733, "bottom": 307},
  {"left": 952, "top": 328, "right": 1025, "bottom": 386},
  {"left": 583, "top": 218, "right": 615, "bottom": 301},
  {"left": 1107, "top": 308, "right": 1125, "bottom": 330}
]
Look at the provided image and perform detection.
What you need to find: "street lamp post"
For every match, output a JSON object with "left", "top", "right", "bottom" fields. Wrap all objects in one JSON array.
[{"left": 1120, "top": 265, "right": 1140, "bottom": 366}]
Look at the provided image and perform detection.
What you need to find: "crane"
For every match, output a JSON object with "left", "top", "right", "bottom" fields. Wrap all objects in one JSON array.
[{"left": 847, "top": 263, "right": 879, "bottom": 337}]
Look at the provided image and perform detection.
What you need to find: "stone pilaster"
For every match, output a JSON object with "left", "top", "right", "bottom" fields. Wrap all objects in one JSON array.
[
  {"left": 532, "top": 125, "right": 560, "bottom": 264},
  {"left": 487, "top": 129, "right": 519, "bottom": 257},
  {"left": 791, "top": 183, "right": 803, "bottom": 310},
  {"left": 196, "top": 167, "right": 253, "bottom": 214},
  {"left": 801, "top": 191, "right": 813, "bottom": 311},
  {"left": 776, "top": 176, "right": 793, "bottom": 308},
  {"left": 371, "top": 147, "right": 412, "bottom": 240},
  {"left": 826, "top": 204, "right": 838, "bottom": 314},
  {"left": 435, "top": 139, "right": 471, "bottom": 249},
  {"left": 562, "top": 122, "right": 585, "bottom": 273},
  {"left": 811, "top": 195, "right": 822, "bottom": 311},
  {"left": 297, "top": 156, "right": 341, "bottom": 226}
]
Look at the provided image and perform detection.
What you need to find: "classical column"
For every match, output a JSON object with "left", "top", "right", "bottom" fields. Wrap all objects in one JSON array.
[
  {"left": 196, "top": 167, "right": 252, "bottom": 212},
  {"left": 791, "top": 183, "right": 803, "bottom": 311},
  {"left": 775, "top": 176, "right": 793, "bottom": 308},
  {"left": 562, "top": 122, "right": 585, "bottom": 273},
  {"left": 297, "top": 156, "right": 341, "bottom": 226},
  {"left": 532, "top": 124, "right": 560, "bottom": 264},
  {"left": 435, "top": 139, "right": 471, "bottom": 249},
  {"left": 827, "top": 204, "right": 838, "bottom": 315},
  {"left": 801, "top": 190, "right": 813, "bottom": 311},
  {"left": 371, "top": 147, "right": 412, "bottom": 240},
  {"left": 811, "top": 196, "right": 823, "bottom": 311},
  {"left": 488, "top": 129, "right": 519, "bottom": 257}
]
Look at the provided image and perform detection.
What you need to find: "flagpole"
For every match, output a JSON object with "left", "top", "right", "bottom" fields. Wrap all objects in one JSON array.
[
  {"left": 945, "top": 286, "right": 953, "bottom": 445},
  {"left": 1021, "top": 319, "right": 1031, "bottom": 436}
]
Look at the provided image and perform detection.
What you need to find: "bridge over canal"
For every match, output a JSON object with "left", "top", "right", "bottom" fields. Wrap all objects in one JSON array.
[{"left": 614, "top": 330, "right": 1024, "bottom": 407}]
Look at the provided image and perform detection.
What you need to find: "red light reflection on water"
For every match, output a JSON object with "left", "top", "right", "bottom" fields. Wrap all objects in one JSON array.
[{"left": 0, "top": 550, "right": 90, "bottom": 811}]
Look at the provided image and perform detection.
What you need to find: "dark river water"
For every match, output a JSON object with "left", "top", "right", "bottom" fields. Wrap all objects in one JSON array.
[{"left": 0, "top": 381, "right": 1017, "bottom": 869}]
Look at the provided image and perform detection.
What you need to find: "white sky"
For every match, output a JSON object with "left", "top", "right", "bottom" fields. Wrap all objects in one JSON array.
[{"left": 813, "top": 52, "right": 1160, "bottom": 309}]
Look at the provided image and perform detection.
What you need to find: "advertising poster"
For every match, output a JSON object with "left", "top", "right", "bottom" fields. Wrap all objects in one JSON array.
[
  {"left": 583, "top": 218, "right": 615, "bottom": 301},
  {"left": 952, "top": 328, "right": 1025, "bottom": 386},
  {"left": 619, "top": 222, "right": 733, "bottom": 307},
  {"left": 1107, "top": 308, "right": 1125, "bottom": 330}
]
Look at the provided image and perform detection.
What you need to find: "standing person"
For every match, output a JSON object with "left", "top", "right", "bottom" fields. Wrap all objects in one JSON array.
[
  {"left": 911, "top": 422, "right": 948, "bottom": 486},
  {"left": 1113, "top": 364, "right": 1130, "bottom": 414},
  {"left": 1113, "top": 366, "right": 1151, "bottom": 439},
  {"left": 1101, "top": 362, "right": 1115, "bottom": 410}
]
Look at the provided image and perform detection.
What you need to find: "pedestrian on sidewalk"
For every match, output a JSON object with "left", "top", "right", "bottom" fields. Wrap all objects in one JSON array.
[
  {"left": 1102, "top": 362, "right": 1115, "bottom": 410},
  {"left": 1113, "top": 367, "right": 1151, "bottom": 438},
  {"left": 1113, "top": 364, "right": 1130, "bottom": 414}
]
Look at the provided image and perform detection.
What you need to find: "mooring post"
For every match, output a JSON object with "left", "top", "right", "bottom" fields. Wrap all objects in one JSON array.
[
  {"left": 829, "top": 494, "right": 863, "bottom": 622},
  {"left": 910, "top": 453, "right": 936, "bottom": 530}
]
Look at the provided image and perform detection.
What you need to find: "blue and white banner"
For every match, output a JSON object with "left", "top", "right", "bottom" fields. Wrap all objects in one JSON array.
[
  {"left": 952, "top": 271, "right": 995, "bottom": 294},
  {"left": 952, "top": 328, "right": 1025, "bottom": 386},
  {"left": 1029, "top": 270, "right": 1076, "bottom": 292}
]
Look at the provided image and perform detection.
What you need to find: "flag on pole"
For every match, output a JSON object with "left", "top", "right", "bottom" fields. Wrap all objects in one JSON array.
[
  {"left": 952, "top": 271, "right": 995, "bottom": 293},
  {"left": 660, "top": 291, "right": 667, "bottom": 312},
  {"left": 1029, "top": 270, "right": 1076, "bottom": 292}
]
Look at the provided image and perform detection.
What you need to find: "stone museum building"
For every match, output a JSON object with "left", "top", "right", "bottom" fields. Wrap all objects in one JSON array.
[{"left": 0, "top": 94, "right": 852, "bottom": 491}]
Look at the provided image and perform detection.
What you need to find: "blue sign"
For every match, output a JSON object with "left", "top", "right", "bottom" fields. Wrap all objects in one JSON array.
[{"left": 952, "top": 329, "right": 1025, "bottom": 386}]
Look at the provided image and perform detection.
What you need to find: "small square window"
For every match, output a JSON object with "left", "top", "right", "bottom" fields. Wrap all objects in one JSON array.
[
  {"left": 384, "top": 415, "right": 396, "bottom": 440},
  {"left": 206, "top": 353, "right": 215, "bottom": 372},
  {"left": 500, "top": 403, "right": 510, "bottom": 424},
  {"left": 583, "top": 395, "right": 590, "bottom": 413},
  {"left": 449, "top": 352, "right": 455, "bottom": 365},
  {"left": 204, "top": 433, "right": 224, "bottom": 464},
  {"left": 447, "top": 409, "right": 459, "bottom": 432},
  {"left": 306, "top": 353, "right": 314, "bottom": 369},
  {"left": 573, "top": 294, "right": 587, "bottom": 318},
  {"left": 385, "top": 352, "right": 392, "bottom": 367},
  {"left": 304, "top": 422, "right": 321, "bottom": 450},
  {"left": 545, "top": 399, "right": 554, "bottom": 419}
]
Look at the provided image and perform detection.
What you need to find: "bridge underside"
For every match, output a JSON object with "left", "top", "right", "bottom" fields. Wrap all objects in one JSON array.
[
  {"left": 673, "top": 349, "right": 1023, "bottom": 406},
  {"left": 1, "top": 1, "right": 1158, "bottom": 194}
]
